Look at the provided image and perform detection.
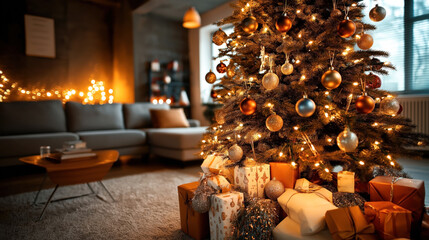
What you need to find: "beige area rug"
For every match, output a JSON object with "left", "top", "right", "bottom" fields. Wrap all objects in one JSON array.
[{"left": 0, "top": 166, "right": 200, "bottom": 240}]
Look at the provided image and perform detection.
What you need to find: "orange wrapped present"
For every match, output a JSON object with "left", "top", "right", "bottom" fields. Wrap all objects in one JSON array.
[
  {"left": 369, "top": 176, "right": 425, "bottom": 236},
  {"left": 269, "top": 162, "right": 299, "bottom": 189},
  {"left": 325, "top": 206, "right": 377, "bottom": 240},
  {"left": 178, "top": 182, "right": 210, "bottom": 240},
  {"left": 364, "top": 201, "right": 412, "bottom": 240}
]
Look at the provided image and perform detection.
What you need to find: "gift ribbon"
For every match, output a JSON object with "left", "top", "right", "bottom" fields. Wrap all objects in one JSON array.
[
  {"left": 284, "top": 189, "right": 331, "bottom": 216},
  {"left": 390, "top": 177, "right": 403, "bottom": 202}
]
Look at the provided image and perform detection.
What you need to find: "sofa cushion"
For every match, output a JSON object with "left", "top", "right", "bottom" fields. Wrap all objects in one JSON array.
[
  {"left": 123, "top": 103, "right": 169, "bottom": 129},
  {"left": 150, "top": 108, "right": 190, "bottom": 128},
  {"left": 65, "top": 102, "right": 124, "bottom": 132},
  {"left": 77, "top": 130, "right": 146, "bottom": 150},
  {"left": 0, "top": 132, "right": 79, "bottom": 158},
  {"left": 0, "top": 100, "right": 67, "bottom": 136},
  {"left": 145, "top": 127, "right": 206, "bottom": 150}
]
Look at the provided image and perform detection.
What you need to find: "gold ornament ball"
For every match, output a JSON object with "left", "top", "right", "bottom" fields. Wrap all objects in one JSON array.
[
  {"left": 205, "top": 70, "right": 216, "bottom": 84},
  {"left": 266, "top": 114, "right": 283, "bottom": 132},
  {"left": 216, "top": 62, "right": 227, "bottom": 73},
  {"left": 240, "top": 97, "right": 257, "bottom": 115},
  {"left": 242, "top": 16, "right": 258, "bottom": 34},
  {"left": 275, "top": 14, "right": 292, "bottom": 33},
  {"left": 369, "top": 4, "right": 386, "bottom": 22},
  {"left": 228, "top": 144, "right": 243, "bottom": 161},
  {"left": 355, "top": 95, "right": 375, "bottom": 114},
  {"left": 380, "top": 96, "right": 400, "bottom": 115},
  {"left": 295, "top": 97, "right": 316, "bottom": 117},
  {"left": 357, "top": 33, "right": 374, "bottom": 50},
  {"left": 262, "top": 72, "right": 279, "bottom": 90},
  {"left": 321, "top": 69, "right": 342, "bottom": 90},
  {"left": 264, "top": 177, "right": 285, "bottom": 200},
  {"left": 212, "top": 28, "right": 228, "bottom": 46},
  {"left": 337, "top": 19, "right": 356, "bottom": 38},
  {"left": 281, "top": 62, "right": 293, "bottom": 75},
  {"left": 337, "top": 128, "right": 359, "bottom": 152}
]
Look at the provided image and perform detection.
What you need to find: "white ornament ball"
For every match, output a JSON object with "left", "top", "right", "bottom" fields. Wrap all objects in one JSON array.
[
  {"left": 281, "top": 62, "right": 293, "bottom": 75},
  {"left": 295, "top": 97, "right": 316, "bottom": 117},
  {"left": 337, "top": 128, "right": 359, "bottom": 152},
  {"left": 380, "top": 96, "right": 400, "bottom": 115},
  {"left": 228, "top": 144, "right": 243, "bottom": 161},
  {"left": 264, "top": 177, "right": 285, "bottom": 200},
  {"left": 262, "top": 72, "right": 279, "bottom": 90}
]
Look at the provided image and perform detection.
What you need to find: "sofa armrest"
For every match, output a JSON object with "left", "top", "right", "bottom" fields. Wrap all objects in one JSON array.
[{"left": 187, "top": 119, "right": 200, "bottom": 127}]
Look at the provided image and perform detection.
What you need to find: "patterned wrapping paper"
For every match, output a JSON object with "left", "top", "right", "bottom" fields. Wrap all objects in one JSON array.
[
  {"left": 337, "top": 171, "right": 355, "bottom": 193},
  {"left": 177, "top": 182, "right": 210, "bottom": 240},
  {"left": 269, "top": 162, "right": 299, "bottom": 189},
  {"left": 201, "top": 154, "right": 226, "bottom": 174},
  {"left": 207, "top": 175, "right": 231, "bottom": 193},
  {"left": 369, "top": 176, "right": 425, "bottom": 236},
  {"left": 234, "top": 164, "right": 270, "bottom": 198},
  {"left": 364, "top": 201, "right": 412, "bottom": 240},
  {"left": 209, "top": 191, "right": 244, "bottom": 240}
]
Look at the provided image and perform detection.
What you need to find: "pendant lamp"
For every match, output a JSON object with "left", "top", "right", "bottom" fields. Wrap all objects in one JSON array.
[{"left": 183, "top": 7, "right": 201, "bottom": 29}]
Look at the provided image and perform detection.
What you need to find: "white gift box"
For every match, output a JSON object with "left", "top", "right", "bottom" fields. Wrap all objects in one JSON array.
[
  {"left": 337, "top": 171, "right": 355, "bottom": 193},
  {"left": 201, "top": 154, "right": 225, "bottom": 174},
  {"left": 207, "top": 175, "right": 231, "bottom": 193},
  {"left": 209, "top": 191, "right": 244, "bottom": 240},
  {"left": 234, "top": 163, "right": 270, "bottom": 198},
  {"left": 273, "top": 217, "right": 332, "bottom": 240},
  {"left": 277, "top": 185, "right": 337, "bottom": 235}
]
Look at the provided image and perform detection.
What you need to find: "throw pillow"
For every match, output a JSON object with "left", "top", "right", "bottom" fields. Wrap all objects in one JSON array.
[{"left": 150, "top": 108, "right": 190, "bottom": 128}]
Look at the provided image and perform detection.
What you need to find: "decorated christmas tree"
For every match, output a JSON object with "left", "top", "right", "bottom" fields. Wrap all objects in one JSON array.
[{"left": 185, "top": 0, "right": 429, "bottom": 239}]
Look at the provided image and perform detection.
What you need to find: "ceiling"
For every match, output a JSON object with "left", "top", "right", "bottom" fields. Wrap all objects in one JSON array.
[{"left": 133, "top": 0, "right": 232, "bottom": 21}]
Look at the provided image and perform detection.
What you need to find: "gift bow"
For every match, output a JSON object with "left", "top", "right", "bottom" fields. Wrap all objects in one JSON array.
[
  {"left": 389, "top": 177, "right": 403, "bottom": 202},
  {"left": 326, "top": 206, "right": 376, "bottom": 240}
]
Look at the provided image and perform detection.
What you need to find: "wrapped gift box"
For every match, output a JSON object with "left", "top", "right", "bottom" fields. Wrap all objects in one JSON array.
[
  {"left": 201, "top": 154, "right": 226, "bottom": 174},
  {"left": 325, "top": 206, "right": 377, "bottom": 240},
  {"left": 277, "top": 184, "right": 337, "bottom": 235},
  {"left": 177, "top": 182, "right": 210, "bottom": 240},
  {"left": 209, "top": 191, "right": 244, "bottom": 240},
  {"left": 369, "top": 176, "right": 425, "bottom": 236},
  {"left": 207, "top": 175, "right": 231, "bottom": 193},
  {"left": 364, "top": 201, "right": 412, "bottom": 240},
  {"left": 337, "top": 171, "right": 355, "bottom": 193},
  {"left": 234, "top": 163, "right": 270, "bottom": 198},
  {"left": 269, "top": 162, "right": 299, "bottom": 189},
  {"left": 273, "top": 217, "right": 332, "bottom": 240}
]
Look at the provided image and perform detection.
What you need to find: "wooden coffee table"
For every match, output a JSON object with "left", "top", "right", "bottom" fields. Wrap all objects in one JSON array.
[{"left": 19, "top": 150, "right": 119, "bottom": 221}]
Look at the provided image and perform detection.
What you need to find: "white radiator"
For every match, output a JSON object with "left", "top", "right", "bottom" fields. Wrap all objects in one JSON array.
[{"left": 398, "top": 95, "right": 429, "bottom": 135}]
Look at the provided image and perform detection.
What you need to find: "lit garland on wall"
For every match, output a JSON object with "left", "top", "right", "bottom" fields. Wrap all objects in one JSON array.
[{"left": 0, "top": 69, "right": 114, "bottom": 104}]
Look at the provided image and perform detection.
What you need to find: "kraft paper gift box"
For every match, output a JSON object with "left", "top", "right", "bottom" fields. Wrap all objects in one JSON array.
[
  {"left": 234, "top": 163, "right": 270, "bottom": 198},
  {"left": 201, "top": 154, "right": 226, "bottom": 174},
  {"left": 269, "top": 162, "right": 299, "bottom": 189},
  {"left": 337, "top": 171, "right": 355, "bottom": 193},
  {"left": 364, "top": 201, "right": 412, "bottom": 240},
  {"left": 209, "top": 191, "right": 244, "bottom": 240},
  {"left": 277, "top": 182, "right": 337, "bottom": 235},
  {"left": 369, "top": 176, "right": 425, "bottom": 236},
  {"left": 273, "top": 217, "right": 332, "bottom": 240},
  {"left": 177, "top": 182, "right": 210, "bottom": 240},
  {"left": 207, "top": 175, "right": 231, "bottom": 193},
  {"left": 325, "top": 206, "right": 377, "bottom": 240}
]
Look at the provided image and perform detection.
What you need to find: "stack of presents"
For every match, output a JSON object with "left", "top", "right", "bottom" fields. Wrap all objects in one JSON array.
[{"left": 178, "top": 154, "right": 426, "bottom": 240}]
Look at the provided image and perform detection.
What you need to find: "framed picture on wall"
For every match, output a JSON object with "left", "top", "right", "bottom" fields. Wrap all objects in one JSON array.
[{"left": 24, "top": 14, "right": 56, "bottom": 58}]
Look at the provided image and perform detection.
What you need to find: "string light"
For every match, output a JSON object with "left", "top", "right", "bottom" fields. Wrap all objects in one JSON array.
[
  {"left": 293, "top": 126, "right": 299, "bottom": 131},
  {"left": 353, "top": 82, "right": 359, "bottom": 86},
  {"left": 295, "top": 59, "right": 301, "bottom": 64},
  {"left": 315, "top": 162, "right": 320, "bottom": 167},
  {"left": 324, "top": 168, "right": 330, "bottom": 173},
  {"left": 327, "top": 138, "right": 332, "bottom": 143},
  {"left": 296, "top": 10, "right": 301, "bottom": 13},
  {"left": 359, "top": 161, "right": 365, "bottom": 165},
  {"left": 279, "top": 152, "right": 284, "bottom": 157},
  {"left": 291, "top": 162, "right": 297, "bottom": 167}
]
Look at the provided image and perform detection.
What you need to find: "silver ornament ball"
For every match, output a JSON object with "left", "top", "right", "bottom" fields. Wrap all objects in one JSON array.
[
  {"left": 295, "top": 97, "right": 316, "bottom": 117},
  {"left": 191, "top": 192, "right": 211, "bottom": 213},
  {"left": 337, "top": 128, "right": 359, "bottom": 152},
  {"left": 281, "top": 62, "right": 293, "bottom": 75},
  {"left": 380, "top": 96, "right": 400, "bottom": 115},
  {"left": 264, "top": 177, "right": 285, "bottom": 200},
  {"left": 262, "top": 72, "right": 279, "bottom": 90},
  {"left": 228, "top": 144, "right": 243, "bottom": 161}
]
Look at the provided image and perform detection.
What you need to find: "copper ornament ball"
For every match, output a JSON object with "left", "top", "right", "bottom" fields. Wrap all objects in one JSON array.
[
  {"left": 205, "top": 70, "right": 216, "bottom": 84},
  {"left": 266, "top": 114, "right": 284, "bottom": 132},
  {"left": 240, "top": 97, "right": 257, "bottom": 115},
  {"left": 212, "top": 28, "right": 228, "bottom": 46},
  {"left": 210, "top": 89, "right": 218, "bottom": 99},
  {"left": 216, "top": 62, "right": 227, "bottom": 73},
  {"left": 355, "top": 95, "right": 375, "bottom": 114},
  {"left": 321, "top": 69, "right": 342, "bottom": 90},
  {"left": 357, "top": 33, "right": 374, "bottom": 50},
  {"left": 337, "top": 19, "right": 356, "bottom": 38},
  {"left": 281, "top": 62, "right": 293, "bottom": 75},
  {"left": 242, "top": 16, "right": 258, "bottom": 34},
  {"left": 369, "top": 4, "right": 386, "bottom": 22},
  {"left": 276, "top": 14, "right": 292, "bottom": 33}
]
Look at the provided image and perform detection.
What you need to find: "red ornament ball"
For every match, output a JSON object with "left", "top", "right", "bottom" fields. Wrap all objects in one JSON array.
[
  {"left": 210, "top": 89, "right": 218, "bottom": 99},
  {"left": 240, "top": 97, "right": 257, "bottom": 115},
  {"left": 397, "top": 104, "right": 403, "bottom": 115},
  {"left": 275, "top": 14, "right": 292, "bottom": 33},
  {"left": 366, "top": 73, "right": 381, "bottom": 89},
  {"left": 356, "top": 95, "right": 375, "bottom": 114},
  {"left": 216, "top": 62, "right": 227, "bottom": 73},
  {"left": 337, "top": 19, "right": 356, "bottom": 38}
]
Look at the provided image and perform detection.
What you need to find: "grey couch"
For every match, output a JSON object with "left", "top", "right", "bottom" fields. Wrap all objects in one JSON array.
[{"left": 0, "top": 100, "right": 206, "bottom": 167}]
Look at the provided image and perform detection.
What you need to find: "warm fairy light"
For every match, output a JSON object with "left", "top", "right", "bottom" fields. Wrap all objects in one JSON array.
[
  {"left": 166, "top": 98, "right": 172, "bottom": 104},
  {"left": 308, "top": 41, "right": 313, "bottom": 45},
  {"left": 246, "top": 3, "right": 250, "bottom": 7},
  {"left": 226, "top": 136, "right": 231, "bottom": 140},
  {"left": 324, "top": 168, "right": 329, "bottom": 173},
  {"left": 293, "top": 126, "right": 299, "bottom": 131},
  {"left": 311, "top": 15, "right": 316, "bottom": 21},
  {"left": 372, "top": 122, "right": 379, "bottom": 127},
  {"left": 298, "top": 33, "right": 302, "bottom": 38},
  {"left": 386, "top": 155, "right": 392, "bottom": 160},
  {"left": 241, "top": 8, "right": 245, "bottom": 12},
  {"left": 300, "top": 147, "right": 305, "bottom": 151},
  {"left": 353, "top": 82, "right": 359, "bottom": 86},
  {"left": 237, "top": 35, "right": 241, "bottom": 39},
  {"left": 418, "top": 141, "right": 424, "bottom": 146},
  {"left": 214, "top": 136, "right": 218, "bottom": 141},
  {"left": 239, "top": 123, "right": 244, "bottom": 127},
  {"left": 202, "top": 140, "right": 206, "bottom": 143},
  {"left": 327, "top": 138, "right": 332, "bottom": 143},
  {"left": 300, "top": 75, "right": 306, "bottom": 81},
  {"left": 387, "top": 128, "right": 393, "bottom": 131},
  {"left": 291, "top": 162, "right": 297, "bottom": 167},
  {"left": 46, "top": 92, "right": 52, "bottom": 97},
  {"left": 279, "top": 152, "right": 284, "bottom": 157},
  {"left": 384, "top": 61, "right": 391, "bottom": 66},
  {"left": 324, "top": 91, "right": 329, "bottom": 95},
  {"left": 20, "top": 90, "right": 25, "bottom": 93},
  {"left": 295, "top": 59, "right": 301, "bottom": 64},
  {"left": 152, "top": 99, "right": 157, "bottom": 104},
  {"left": 315, "top": 163, "right": 320, "bottom": 167},
  {"left": 374, "top": 141, "right": 380, "bottom": 145},
  {"left": 237, "top": 134, "right": 241, "bottom": 139},
  {"left": 296, "top": 10, "right": 301, "bottom": 13},
  {"left": 355, "top": 35, "right": 361, "bottom": 40},
  {"left": 359, "top": 161, "right": 365, "bottom": 165},
  {"left": 213, "top": 127, "right": 217, "bottom": 130},
  {"left": 352, "top": 3, "right": 357, "bottom": 7},
  {"left": 324, "top": 105, "right": 329, "bottom": 109},
  {"left": 324, "top": 112, "right": 329, "bottom": 118},
  {"left": 390, "top": 161, "right": 395, "bottom": 166},
  {"left": 200, "top": 152, "right": 204, "bottom": 156}
]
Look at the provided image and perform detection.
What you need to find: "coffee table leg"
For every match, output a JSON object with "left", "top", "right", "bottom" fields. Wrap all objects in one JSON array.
[
  {"left": 37, "top": 184, "right": 59, "bottom": 221},
  {"left": 32, "top": 173, "right": 47, "bottom": 206},
  {"left": 98, "top": 181, "right": 115, "bottom": 202}
]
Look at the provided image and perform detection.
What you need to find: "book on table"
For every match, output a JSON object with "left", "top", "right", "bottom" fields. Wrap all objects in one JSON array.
[{"left": 44, "top": 149, "right": 97, "bottom": 163}]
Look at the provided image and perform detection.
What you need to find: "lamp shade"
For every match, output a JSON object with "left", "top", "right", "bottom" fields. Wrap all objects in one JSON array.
[{"left": 183, "top": 7, "right": 201, "bottom": 29}]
